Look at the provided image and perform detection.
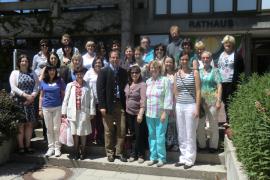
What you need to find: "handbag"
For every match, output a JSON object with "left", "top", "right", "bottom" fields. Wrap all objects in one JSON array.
[
  {"left": 178, "top": 72, "right": 205, "bottom": 119},
  {"left": 59, "top": 117, "right": 74, "bottom": 147}
]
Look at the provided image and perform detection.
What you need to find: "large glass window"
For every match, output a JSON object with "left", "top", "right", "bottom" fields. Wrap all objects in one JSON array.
[
  {"left": 214, "top": 0, "right": 233, "bottom": 12},
  {"left": 262, "top": 0, "right": 270, "bottom": 10},
  {"left": 171, "top": 0, "right": 188, "bottom": 14},
  {"left": 155, "top": 0, "right": 167, "bottom": 15},
  {"left": 192, "top": 0, "right": 210, "bottom": 13},
  {"left": 237, "top": 0, "right": 256, "bottom": 11}
]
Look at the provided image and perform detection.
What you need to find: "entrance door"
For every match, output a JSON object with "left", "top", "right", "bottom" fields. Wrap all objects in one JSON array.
[{"left": 252, "top": 39, "right": 270, "bottom": 74}]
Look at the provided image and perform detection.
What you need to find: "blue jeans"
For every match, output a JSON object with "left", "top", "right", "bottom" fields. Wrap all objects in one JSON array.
[{"left": 146, "top": 116, "right": 168, "bottom": 162}]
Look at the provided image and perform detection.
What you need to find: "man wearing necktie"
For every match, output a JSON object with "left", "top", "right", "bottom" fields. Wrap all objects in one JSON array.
[{"left": 97, "top": 50, "right": 128, "bottom": 162}]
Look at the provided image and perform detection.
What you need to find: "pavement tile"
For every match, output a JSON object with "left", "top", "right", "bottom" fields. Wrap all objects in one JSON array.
[
  {"left": 137, "top": 174, "right": 162, "bottom": 180},
  {"left": 114, "top": 172, "right": 139, "bottom": 180},
  {"left": 161, "top": 177, "right": 186, "bottom": 180},
  {"left": 93, "top": 169, "right": 117, "bottom": 178}
]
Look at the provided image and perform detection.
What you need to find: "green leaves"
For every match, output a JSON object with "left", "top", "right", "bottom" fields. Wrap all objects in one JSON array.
[
  {"left": 229, "top": 73, "right": 270, "bottom": 180},
  {"left": 0, "top": 89, "right": 22, "bottom": 143}
]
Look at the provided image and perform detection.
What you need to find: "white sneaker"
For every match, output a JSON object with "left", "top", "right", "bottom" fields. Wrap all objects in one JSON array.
[
  {"left": 45, "top": 149, "right": 54, "bottom": 157},
  {"left": 55, "top": 149, "right": 61, "bottom": 157}
]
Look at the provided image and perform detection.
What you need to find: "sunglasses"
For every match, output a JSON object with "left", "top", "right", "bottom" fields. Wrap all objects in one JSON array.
[
  {"left": 131, "top": 71, "right": 140, "bottom": 74},
  {"left": 41, "top": 44, "right": 48, "bottom": 47},
  {"left": 156, "top": 48, "right": 164, "bottom": 51}
]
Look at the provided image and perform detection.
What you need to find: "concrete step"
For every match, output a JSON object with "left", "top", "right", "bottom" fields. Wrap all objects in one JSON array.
[
  {"left": 9, "top": 151, "right": 226, "bottom": 180},
  {"left": 30, "top": 137, "right": 224, "bottom": 165}
]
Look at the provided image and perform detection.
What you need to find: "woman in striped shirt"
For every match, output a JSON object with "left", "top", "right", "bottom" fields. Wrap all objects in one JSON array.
[{"left": 174, "top": 53, "right": 201, "bottom": 169}]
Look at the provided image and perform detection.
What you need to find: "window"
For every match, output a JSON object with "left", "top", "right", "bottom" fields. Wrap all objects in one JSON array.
[
  {"left": 171, "top": 0, "right": 188, "bottom": 14},
  {"left": 262, "top": 0, "right": 270, "bottom": 10},
  {"left": 237, "top": 0, "right": 256, "bottom": 11},
  {"left": 192, "top": 0, "right": 210, "bottom": 13},
  {"left": 214, "top": 0, "right": 233, "bottom": 12},
  {"left": 155, "top": 0, "right": 167, "bottom": 14}
]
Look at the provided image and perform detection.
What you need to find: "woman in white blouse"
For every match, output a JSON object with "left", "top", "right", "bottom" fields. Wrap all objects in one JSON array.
[
  {"left": 82, "top": 40, "right": 96, "bottom": 70},
  {"left": 84, "top": 56, "right": 105, "bottom": 144},
  {"left": 9, "top": 54, "right": 39, "bottom": 154}
]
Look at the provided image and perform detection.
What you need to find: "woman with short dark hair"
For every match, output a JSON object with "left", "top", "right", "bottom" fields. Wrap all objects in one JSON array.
[
  {"left": 9, "top": 54, "right": 39, "bottom": 154},
  {"left": 84, "top": 56, "right": 105, "bottom": 144},
  {"left": 124, "top": 65, "right": 147, "bottom": 163},
  {"left": 32, "top": 39, "right": 50, "bottom": 77},
  {"left": 62, "top": 67, "right": 95, "bottom": 160},
  {"left": 39, "top": 65, "right": 66, "bottom": 157}
]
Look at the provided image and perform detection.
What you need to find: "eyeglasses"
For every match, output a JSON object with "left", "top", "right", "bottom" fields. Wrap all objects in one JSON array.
[
  {"left": 131, "top": 71, "right": 140, "bottom": 75},
  {"left": 155, "top": 48, "right": 164, "bottom": 51}
]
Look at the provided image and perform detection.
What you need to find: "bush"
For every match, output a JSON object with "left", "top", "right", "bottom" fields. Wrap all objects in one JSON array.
[
  {"left": 0, "top": 89, "right": 24, "bottom": 144},
  {"left": 229, "top": 73, "right": 270, "bottom": 180}
]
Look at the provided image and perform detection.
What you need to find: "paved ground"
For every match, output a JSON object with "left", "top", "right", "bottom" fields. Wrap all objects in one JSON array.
[{"left": 0, "top": 162, "right": 200, "bottom": 180}]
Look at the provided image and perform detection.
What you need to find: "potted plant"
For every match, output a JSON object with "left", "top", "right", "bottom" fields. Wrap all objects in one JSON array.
[{"left": 0, "top": 89, "right": 24, "bottom": 164}]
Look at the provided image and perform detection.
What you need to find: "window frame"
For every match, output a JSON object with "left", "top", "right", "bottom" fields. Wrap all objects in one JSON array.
[{"left": 153, "top": 0, "right": 261, "bottom": 18}]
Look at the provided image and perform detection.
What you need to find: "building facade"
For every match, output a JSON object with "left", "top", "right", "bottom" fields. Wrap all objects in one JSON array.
[{"left": 0, "top": 0, "right": 270, "bottom": 89}]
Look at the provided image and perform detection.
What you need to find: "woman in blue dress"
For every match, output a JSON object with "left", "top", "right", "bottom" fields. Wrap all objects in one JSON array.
[{"left": 9, "top": 54, "right": 39, "bottom": 154}]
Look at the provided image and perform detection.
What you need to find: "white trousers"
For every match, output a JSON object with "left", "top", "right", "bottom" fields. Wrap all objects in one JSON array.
[
  {"left": 42, "top": 106, "right": 62, "bottom": 150},
  {"left": 175, "top": 103, "right": 198, "bottom": 166},
  {"left": 197, "top": 104, "right": 219, "bottom": 149}
]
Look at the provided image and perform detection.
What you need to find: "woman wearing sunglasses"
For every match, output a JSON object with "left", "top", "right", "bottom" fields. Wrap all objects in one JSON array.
[{"left": 124, "top": 65, "right": 147, "bottom": 163}]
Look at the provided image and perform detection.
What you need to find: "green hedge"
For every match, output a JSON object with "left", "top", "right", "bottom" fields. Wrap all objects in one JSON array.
[
  {"left": 0, "top": 89, "right": 22, "bottom": 144},
  {"left": 229, "top": 73, "right": 270, "bottom": 180}
]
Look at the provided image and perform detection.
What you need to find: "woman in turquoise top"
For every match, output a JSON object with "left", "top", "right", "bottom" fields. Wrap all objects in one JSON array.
[{"left": 197, "top": 51, "right": 222, "bottom": 152}]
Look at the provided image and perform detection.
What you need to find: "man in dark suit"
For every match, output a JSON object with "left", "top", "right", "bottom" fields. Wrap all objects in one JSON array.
[{"left": 97, "top": 50, "right": 128, "bottom": 162}]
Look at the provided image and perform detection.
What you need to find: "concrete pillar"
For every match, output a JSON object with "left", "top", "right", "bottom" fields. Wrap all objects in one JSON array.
[
  {"left": 120, "top": 0, "right": 133, "bottom": 53},
  {"left": 242, "top": 33, "right": 252, "bottom": 76}
]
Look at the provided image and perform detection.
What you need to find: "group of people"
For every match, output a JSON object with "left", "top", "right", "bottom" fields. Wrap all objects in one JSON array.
[{"left": 9, "top": 25, "right": 244, "bottom": 169}]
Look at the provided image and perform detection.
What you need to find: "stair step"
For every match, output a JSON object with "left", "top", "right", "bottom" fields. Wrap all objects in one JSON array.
[
  {"left": 10, "top": 152, "right": 226, "bottom": 180},
  {"left": 30, "top": 137, "right": 224, "bottom": 165}
]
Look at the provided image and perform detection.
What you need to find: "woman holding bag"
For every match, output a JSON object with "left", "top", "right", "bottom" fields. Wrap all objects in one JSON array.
[
  {"left": 197, "top": 51, "right": 222, "bottom": 153},
  {"left": 62, "top": 67, "right": 95, "bottom": 160},
  {"left": 39, "top": 65, "right": 65, "bottom": 157}
]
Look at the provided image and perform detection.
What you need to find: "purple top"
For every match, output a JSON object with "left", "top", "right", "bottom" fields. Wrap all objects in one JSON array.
[{"left": 124, "top": 81, "right": 146, "bottom": 115}]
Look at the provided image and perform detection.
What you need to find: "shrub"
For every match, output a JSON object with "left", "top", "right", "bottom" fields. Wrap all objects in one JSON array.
[
  {"left": 0, "top": 89, "right": 23, "bottom": 144},
  {"left": 229, "top": 73, "right": 270, "bottom": 180}
]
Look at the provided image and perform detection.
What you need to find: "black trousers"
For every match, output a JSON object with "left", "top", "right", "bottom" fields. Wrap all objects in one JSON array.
[
  {"left": 126, "top": 113, "right": 148, "bottom": 158},
  {"left": 222, "top": 82, "right": 237, "bottom": 124}
]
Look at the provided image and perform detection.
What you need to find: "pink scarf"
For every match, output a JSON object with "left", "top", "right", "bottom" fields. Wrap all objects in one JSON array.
[{"left": 73, "top": 81, "right": 82, "bottom": 110}]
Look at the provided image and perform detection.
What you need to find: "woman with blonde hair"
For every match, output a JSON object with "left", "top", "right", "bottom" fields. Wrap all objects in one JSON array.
[
  {"left": 217, "top": 35, "right": 244, "bottom": 124},
  {"left": 60, "top": 53, "right": 87, "bottom": 84},
  {"left": 146, "top": 60, "right": 173, "bottom": 167}
]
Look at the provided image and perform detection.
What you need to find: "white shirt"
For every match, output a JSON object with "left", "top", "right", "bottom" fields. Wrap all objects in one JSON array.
[
  {"left": 82, "top": 52, "right": 96, "bottom": 70},
  {"left": 218, "top": 52, "right": 235, "bottom": 83}
]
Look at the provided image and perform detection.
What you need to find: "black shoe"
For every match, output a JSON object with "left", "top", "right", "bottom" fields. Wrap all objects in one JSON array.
[
  {"left": 184, "top": 165, "right": 193, "bottom": 169},
  {"left": 107, "top": 155, "right": 115, "bottom": 162},
  {"left": 18, "top": 148, "right": 25, "bottom": 155},
  {"left": 74, "top": 153, "right": 80, "bottom": 160},
  {"left": 116, "top": 154, "right": 127, "bottom": 162},
  {"left": 25, "top": 147, "right": 35, "bottom": 154},
  {"left": 174, "top": 162, "right": 185, "bottom": 167},
  {"left": 209, "top": 148, "right": 218, "bottom": 153},
  {"left": 197, "top": 147, "right": 207, "bottom": 152}
]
